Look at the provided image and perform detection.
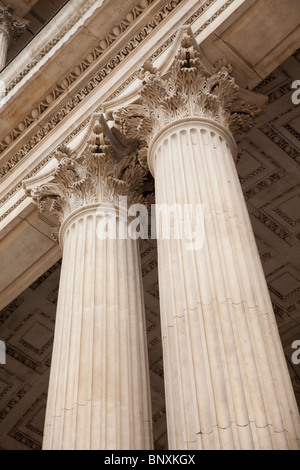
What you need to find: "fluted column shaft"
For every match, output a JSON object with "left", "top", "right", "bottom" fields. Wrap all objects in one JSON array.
[
  {"left": 149, "top": 118, "right": 300, "bottom": 450},
  {"left": 43, "top": 204, "right": 153, "bottom": 449},
  {"left": 0, "top": 24, "right": 9, "bottom": 70}
]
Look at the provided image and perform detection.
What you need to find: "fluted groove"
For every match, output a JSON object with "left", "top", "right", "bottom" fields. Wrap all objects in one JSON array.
[
  {"left": 42, "top": 206, "right": 153, "bottom": 450},
  {"left": 217, "top": 137, "right": 298, "bottom": 444},
  {"left": 151, "top": 119, "right": 300, "bottom": 450},
  {"left": 0, "top": 30, "right": 8, "bottom": 70}
]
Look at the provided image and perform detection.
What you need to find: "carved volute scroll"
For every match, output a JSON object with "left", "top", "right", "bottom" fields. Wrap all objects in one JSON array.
[
  {"left": 0, "top": 1, "right": 27, "bottom": 46},
  {"left": 30, "top": 120, "right": 153, "bottom": 240},
  {"left": 112, "top": 30, "right": 267, "bottom": 168}
]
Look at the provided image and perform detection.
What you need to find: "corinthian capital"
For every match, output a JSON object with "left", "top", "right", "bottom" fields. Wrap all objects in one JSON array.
[
  {"left": 0, "top": 2, "right": 28, "bottom": 45},
  {"left": 112, "top": 30, "right": 267, "bottom": 168},
  {"left": 26, "top": 120, "right": 151, "bottom": 240}
]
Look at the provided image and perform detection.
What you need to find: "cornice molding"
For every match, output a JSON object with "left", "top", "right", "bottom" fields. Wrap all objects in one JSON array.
[
  {"left": 0, "top": 0, "right": 237, "bottom": 174},
  {"left": 1, "top": 0, "right": 96, "bottom": 90},
  {"left": 0, "top": 0, "right": 181, "bottom": 159},
  {"left": 0, "top": 0, "right": 242, "bottom": 224}
]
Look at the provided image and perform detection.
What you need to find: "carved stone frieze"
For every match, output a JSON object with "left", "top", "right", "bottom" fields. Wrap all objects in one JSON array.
[
  {"left": 0, "top": 0, "right": 236, "bottom": 167},
  {"left": 0, "top": 49, "right": 300, "bottom": 452},
  {"left": 4, "top": 0, "right": 157, "bottom": 93},
  {"left": 0, "top": 2, "right": 27, "bottom": 46}
]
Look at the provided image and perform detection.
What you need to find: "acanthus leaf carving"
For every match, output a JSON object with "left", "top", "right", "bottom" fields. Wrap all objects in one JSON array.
[
  {"left": 29, "top": 118, "right": 151, "bottom": 238},
  {"left": 112, "top": 31, "right": 267, "bottom": 169}
]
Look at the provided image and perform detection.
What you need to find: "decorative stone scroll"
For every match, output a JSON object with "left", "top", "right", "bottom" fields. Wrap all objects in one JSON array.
[
  {"left": 0, "top": 2, "right": 27, "bottom": 42},
  {"left": 31, "top": 120, "right": 152, "bottom": 239},
  {"left": 112, "top": 31, "right": 266, "bottom": 168}
]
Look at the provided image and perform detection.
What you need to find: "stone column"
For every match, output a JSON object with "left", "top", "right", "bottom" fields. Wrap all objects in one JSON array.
[
  {"left": 115, "top": 32, "right": 300, "bottom": 450},
  {"left": 29, "top": 127, "right": 153, "bottom": 449},
  {"left": 0, "top": 2, "right": 27, "bottom": 70}
]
